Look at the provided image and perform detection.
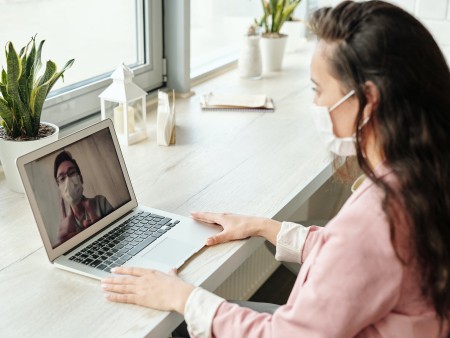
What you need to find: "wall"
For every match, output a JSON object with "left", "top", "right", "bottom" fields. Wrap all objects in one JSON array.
[
  {"left": 318, "top": 0, "right": 450, "bottom": 64},
  {"left": 391, "top": 0, "right": 450, "bottom": 62}
]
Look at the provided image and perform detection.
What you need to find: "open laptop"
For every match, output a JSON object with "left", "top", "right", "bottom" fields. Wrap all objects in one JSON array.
[{"left": 16, "top": 119, "right": 220, "bottom": 280}]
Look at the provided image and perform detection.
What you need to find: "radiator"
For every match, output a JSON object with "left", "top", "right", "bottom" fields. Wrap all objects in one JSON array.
[{"left": 213, "top": 244, "right": 280, "bottom": 300}]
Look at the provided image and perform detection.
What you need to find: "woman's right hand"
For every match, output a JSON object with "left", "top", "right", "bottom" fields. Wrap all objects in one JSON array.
[{"left": 191, "top": 211, "right": 281, "bottom": 246}]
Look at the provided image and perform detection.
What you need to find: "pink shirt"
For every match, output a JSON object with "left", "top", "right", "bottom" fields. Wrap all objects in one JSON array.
[{"left": 184, "top": 167, "right": 445, "bottom": 337}]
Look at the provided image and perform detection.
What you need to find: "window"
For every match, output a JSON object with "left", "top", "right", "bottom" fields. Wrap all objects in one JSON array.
[
  {"left": 0, "top": 0, "right": 163, "bottom": 128},
  {"left": 189, "top": 0, "right": 311, "bottom": 78},
  {"left": 190, "top": 0, "right": 262, "bottom": 77}
]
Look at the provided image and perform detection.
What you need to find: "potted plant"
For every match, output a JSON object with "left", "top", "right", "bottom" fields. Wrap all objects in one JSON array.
[
  {"left": 0, "top": 36, "right": 74, "bottom": 192},
  {"left": 258, "top": 0, "right": 302, "bottom": 71}
]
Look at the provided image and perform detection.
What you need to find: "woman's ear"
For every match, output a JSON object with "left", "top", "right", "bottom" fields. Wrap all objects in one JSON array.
[{"left": 363, "top": 81, "right": 380, "bottom": 119}]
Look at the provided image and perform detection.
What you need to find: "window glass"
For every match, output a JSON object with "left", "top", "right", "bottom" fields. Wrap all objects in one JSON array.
[
  {"left": 0, "top": 0, "right": 162, "bottom": 127},
  {"left": 190, "top": 0, "right": 262, "bottom": 77},
  {"left": 190, "top": 0, "right": 310, "bottom": 77},
  {"left": 0, "top": 0, "right": 142, "bottom": 91}
]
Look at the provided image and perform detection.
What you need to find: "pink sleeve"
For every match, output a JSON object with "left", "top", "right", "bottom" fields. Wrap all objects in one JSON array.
[
  {"left": 301, "top": 225, "right": 324, "bottom": 263},
  {"left": 211, "top": 209, "right": 403, "bottom": 338}
]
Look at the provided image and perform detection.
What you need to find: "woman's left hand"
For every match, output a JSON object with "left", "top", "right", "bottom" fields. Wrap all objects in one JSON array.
[{"left": 101, "top": 266, "right": 195, "bottom": 314}]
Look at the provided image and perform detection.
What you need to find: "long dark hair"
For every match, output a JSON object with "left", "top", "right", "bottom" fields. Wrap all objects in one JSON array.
[{"left": 310, "top": 0, "right": 450, "bottom": 331}]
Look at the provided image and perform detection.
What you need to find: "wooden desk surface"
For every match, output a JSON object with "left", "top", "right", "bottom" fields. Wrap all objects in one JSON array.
[{"left": 0, "top": 46, "right": 333, "bottom": 337}]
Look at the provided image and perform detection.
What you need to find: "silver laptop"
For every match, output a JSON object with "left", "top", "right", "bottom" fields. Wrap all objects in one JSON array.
[{"left": 17, "top": 119, "right": 220, "bottom": 279}]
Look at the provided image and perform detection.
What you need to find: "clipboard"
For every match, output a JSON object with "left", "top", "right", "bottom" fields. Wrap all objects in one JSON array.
[{"left": 200, "top": 93, "right": 275, "bottom": 112}]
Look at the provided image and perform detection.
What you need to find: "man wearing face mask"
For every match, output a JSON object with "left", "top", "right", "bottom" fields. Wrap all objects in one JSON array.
[{"left": 54, "top": 151, "right": 113, "bottom": 245}]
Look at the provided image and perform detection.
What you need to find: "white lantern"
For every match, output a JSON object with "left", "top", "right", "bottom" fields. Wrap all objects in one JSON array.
[{"left": 99, "top": 63, "right": 148, "bottom": 145}]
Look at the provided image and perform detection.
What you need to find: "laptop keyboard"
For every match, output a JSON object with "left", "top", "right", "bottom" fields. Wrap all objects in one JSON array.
[{"left": 68, "top": 211, "right": 180, "bottom": 272}]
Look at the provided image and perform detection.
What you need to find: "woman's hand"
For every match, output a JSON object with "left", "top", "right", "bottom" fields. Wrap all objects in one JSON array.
[
  {"left": 101, "top": 267, "right": 194, "bottom": 314},
  {"left": 191, "top": 211, "right": 281, "bottom": 246}
]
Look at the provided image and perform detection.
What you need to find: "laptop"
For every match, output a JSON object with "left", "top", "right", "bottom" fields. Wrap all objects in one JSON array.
[{"left": 16, "top": 119, "right": 220, "bottom": 280}]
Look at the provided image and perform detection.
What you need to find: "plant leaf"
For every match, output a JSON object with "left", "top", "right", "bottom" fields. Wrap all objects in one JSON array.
[
  {"left": 269, "top": 0, "right": 278, "bottom": 32},
  {"left": 259, "top": 0, "right": 269, "bottom": 33},
  {"left": 5, "top": 42, "right": 22, "bottom": 95},
  {"left": 34, "top": 39, "right": 44, "bottom": 72},
  {"left": 18, "top": 48, "right": 29, "bottom": 105},
  {"left": 0, "top": 69, "right": 9, "bottom": 101},
  {"left": 30, "top": 82, "right": 49, "bottom": 132},
  {"left": 278, "top": 0, "right": 301, "bottom": 30},
  {"left": 273, "top": 0, "right": 286, "bottom": 33},
  {"left": 0, "top": 96, "right": 13, "bottom": 130},
  {"left": 21, "top": 109, "right": 33, "bottom": 135},
  {"left": 46, "top": 58, "right": 75, "bottom": 96},
  {"left": 1, "top": 68, "right": 6, "bottom": 83},
  {"left": 1, "top": 37, "right": 73, "bottom": 138},
  {"left": 19, "top": 46, "right": 26, "bottom": 58},
  {"left": 27, "top": 39, "right": 45, "bottom": 107},
  {"left": 25, "top": 37, "right": 36, "bottom": 81},
  {"left": 0, "top": 82, "right": 8, "bottom": 101},
  {"left": 5, "top": 42, "right": 31, "bottom": 136},
  {"left": 33, "top": 58, "right": 74, "bottom": 131},
  {"left": 37, "top": 60, "right": 57, "bottom": 87},
  {"left": 263, "top": 0, "right": 300, "bottom": 34}
]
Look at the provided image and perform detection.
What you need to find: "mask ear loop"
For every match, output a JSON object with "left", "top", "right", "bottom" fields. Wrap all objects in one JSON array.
[
  {"left": 329, "top": 90, "right": 356, "bottom": 112},
  {"left": 358, "top": 115, "right": 371, "bottom": 130},
  {"left": 356, "top": 111, "right": 372, "bottom": 159}
]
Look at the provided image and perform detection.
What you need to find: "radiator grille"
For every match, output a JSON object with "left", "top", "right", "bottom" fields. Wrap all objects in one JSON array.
[{"left": 214, "top": 244, "right": 280, "bottom": 300}]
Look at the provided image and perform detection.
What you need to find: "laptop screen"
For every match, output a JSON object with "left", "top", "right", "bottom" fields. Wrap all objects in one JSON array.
[{"left": 23, "top": 127, "right": 131, "bottom": 249}]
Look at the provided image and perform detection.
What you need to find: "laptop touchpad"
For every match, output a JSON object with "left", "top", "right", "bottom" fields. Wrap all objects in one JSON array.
[{"left": 143, "top": 237, "right": 196, "bottom": 267}]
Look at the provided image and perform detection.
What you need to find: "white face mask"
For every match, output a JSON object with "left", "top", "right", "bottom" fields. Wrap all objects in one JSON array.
[
  {"left": 59, "top": 174, "right": 84, "bottom": 205},
  {"left": 311, "top": 90, "right": 357, "bottom": 157}
]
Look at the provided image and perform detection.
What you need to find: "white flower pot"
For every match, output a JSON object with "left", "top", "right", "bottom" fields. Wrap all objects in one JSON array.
[
  {"left": 260, "top": 34, "right": 288, "bottom": 72},
  {"left": 0, "top": 122, "right": 59, "bottom": 193}
]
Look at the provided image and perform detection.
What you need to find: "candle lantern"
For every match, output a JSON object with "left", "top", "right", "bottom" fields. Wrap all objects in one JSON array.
[{"left": 99, "top": 63, "right": 148, "bottom": 145}]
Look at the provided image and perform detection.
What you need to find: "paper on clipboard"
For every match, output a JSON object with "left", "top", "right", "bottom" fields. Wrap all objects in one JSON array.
[{"left": 200, "top": 93, "right": 275, "bottom": 112}]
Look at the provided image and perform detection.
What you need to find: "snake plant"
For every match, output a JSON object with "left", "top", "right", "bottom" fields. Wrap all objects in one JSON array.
[
  {"left": 259, "top": 0, "right": 302, "bottom": 36},
  {"left": 0, "top": 36, "right": 74, "bottom": 139}
]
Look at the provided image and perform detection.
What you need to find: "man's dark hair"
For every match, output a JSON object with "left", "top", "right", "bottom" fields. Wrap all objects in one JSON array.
[{"left": 53, "top": 150, "right": 83, "bottom": 184}]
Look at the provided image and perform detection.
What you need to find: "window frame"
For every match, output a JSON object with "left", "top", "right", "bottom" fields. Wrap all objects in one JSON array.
[{"left": 42, "top": 0, "right": 164, "bottom": 128}]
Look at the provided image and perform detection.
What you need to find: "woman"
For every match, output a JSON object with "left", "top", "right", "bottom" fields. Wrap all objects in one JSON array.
[{"left": 101, "top": 1, "right": 450, "bottom": 337}]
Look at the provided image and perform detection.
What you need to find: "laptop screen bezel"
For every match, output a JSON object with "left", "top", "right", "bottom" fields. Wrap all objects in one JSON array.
[{"left": 16, "top": 119, "right": 138, "bottom": 262}]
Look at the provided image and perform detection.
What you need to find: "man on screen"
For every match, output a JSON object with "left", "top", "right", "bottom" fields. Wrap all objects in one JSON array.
[{"left": 54, "top": 151, "right": 113, "bottom": 245}]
